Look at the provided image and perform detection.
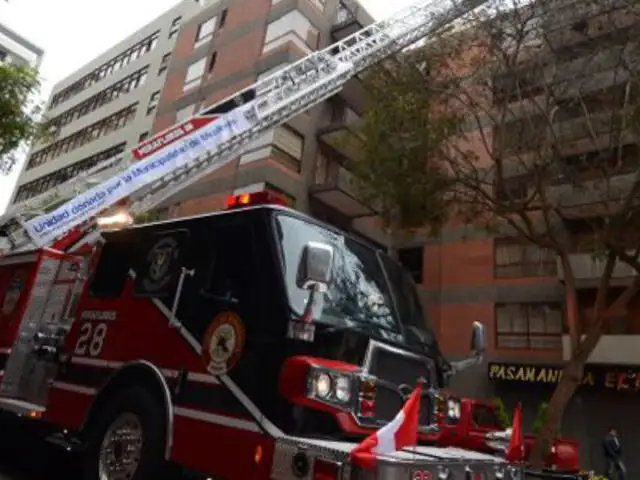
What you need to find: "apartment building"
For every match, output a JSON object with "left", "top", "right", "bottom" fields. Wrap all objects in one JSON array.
[
  {"left": 408, "top": 0, "right": 640, "bottom": 472},
  {"left": 8, "top": 0, "right": 207, "bottom": 207},
  {"left": 148, "top": 0, "right": 390, "bottom": 244},
  {"left": 0, "top": 22, "right": 43, "bottom": 68}
]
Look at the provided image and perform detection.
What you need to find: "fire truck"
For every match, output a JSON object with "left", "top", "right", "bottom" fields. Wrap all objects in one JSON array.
[
  {"left": 0, "top": 0, "right": 528, "bottom": 478},
  {"left": 429, "top": 395, "right": 581, "bottom": 473}
]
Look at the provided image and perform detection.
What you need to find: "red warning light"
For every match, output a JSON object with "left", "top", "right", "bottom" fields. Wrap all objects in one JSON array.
[{"left": 225, "top": 190, "right": 290, "bottom": 210}]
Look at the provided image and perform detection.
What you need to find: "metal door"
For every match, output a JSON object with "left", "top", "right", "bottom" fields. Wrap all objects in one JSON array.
[{"left": 0, "top": 250, "right": 88, "bottom": 407}]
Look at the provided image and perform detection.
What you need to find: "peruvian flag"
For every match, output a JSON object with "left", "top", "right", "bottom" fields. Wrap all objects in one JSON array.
[
  {"left": 506, "top": 402, "right": 525, "bottom": 462},
  {"left": 350, "top": 382, "right": 422, "bottom": 469}
]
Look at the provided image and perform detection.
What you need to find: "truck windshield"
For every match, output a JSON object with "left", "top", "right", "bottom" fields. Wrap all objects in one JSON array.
[{"left": 274, "top": 213, "right": 433, "bottom": 345}]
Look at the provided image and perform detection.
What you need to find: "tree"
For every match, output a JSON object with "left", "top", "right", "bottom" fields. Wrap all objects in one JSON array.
[
  {"left": 492, "top": 397, "right": 512, "bottom": 428},
  {"left": 438, "top": 0, "right": 640, "bottom": 465},
  {"left": 344, "top": 44, "right": 465, "bottom": 258},
  {"left": 0, "top": 63, "right": 49, "bottom": 175},
  {"left": 532, "top": 402, "right": 549, "bottom": 435}
]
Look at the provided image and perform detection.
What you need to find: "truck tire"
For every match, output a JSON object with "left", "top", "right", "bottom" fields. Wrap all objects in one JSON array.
[{"left": 82, "top": 386, "right": 167, "bottom": 480}]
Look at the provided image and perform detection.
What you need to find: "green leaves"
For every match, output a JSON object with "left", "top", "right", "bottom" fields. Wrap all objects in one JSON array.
[
  {"left": 0, "top": 63, "right": 47, "bottom": 175},
  {"left": 349, "top": 47, "right": 463, "bottom": 235}
]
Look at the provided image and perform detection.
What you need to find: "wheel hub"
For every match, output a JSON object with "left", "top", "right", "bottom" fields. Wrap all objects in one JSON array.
[{"left": 99, "top": 412, "right": 144, "bottom": 480}]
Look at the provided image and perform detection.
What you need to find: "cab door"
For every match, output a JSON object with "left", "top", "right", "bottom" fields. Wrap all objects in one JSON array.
[
  {"left": 174, "top": 216, "right": 274, "bottom": 414},
  {"left": 0, "top": 250, "right": 88, "bottom": 408}
]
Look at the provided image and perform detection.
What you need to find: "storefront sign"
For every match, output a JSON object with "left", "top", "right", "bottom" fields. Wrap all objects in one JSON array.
[{"left": 488, "top": 361, "right": 640, "bottom": 392}]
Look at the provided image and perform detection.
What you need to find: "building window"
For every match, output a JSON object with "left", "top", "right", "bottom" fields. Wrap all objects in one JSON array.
[
  {"left": 169, "top": 16, "right": 182, "bottom": 39},
  {"left": 263, "top": 10, "right": 319, "bottom": 55},
  {"left": 15, "top": 143, "right": 127, "bottom": 202},
  {"left": 45, "top": 67, "right": 148, "bottom": 131},
  {"left": 398, "top": 248, "right": 423, "bottom": 284},
  {"left": 158, "top": 53, "right": 171, "bottom": 75},
  {"left": 183, "top": 57, "right": 207, "bottom": 91},
  {"left": 495, "top": 175, "right": 529, "bottom": 202},
  {"left": 494, "top": 238, "right": 556, "bottom": 278},
  {"left": 138, "top": 132, "right": 149, "bottom": 143},
  {"left": 208, "top": 52, "right": 217, "bottom": 74},
  {"left": 176, "top": 104, "right": 196, "bottom": 123},
  {"left": 50, "top": 31, "right": 159, "bottom": 108},
  {"left": 195, "top": 16, "right": 218, "bottom": 48},
  {"left": 495, "top": 303, "right": 563, "bottom": 350},
  {"left": 147, "top": 91, "right": 161, "bottom": 116},
  {"left": 27, "top": 105, "right": 138, "bottom": 170}
]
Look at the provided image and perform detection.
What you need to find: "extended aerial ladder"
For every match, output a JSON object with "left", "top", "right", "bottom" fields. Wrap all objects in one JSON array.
[{"left": 0, "top": 0, "right": 485, "bottom": 255}]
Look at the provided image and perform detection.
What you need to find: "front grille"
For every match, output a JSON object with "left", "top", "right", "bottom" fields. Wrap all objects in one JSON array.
[
  {"left": 365, "top": 342, "right": 435, "bottom": 427},
  {"left": 375, "top": 387, "right": 432, "bottom": 425}
]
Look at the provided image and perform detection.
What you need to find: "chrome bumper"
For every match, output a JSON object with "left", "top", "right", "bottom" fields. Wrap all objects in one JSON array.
[{"left": 270, "top": 436, "right": 524, "bottom": 479}]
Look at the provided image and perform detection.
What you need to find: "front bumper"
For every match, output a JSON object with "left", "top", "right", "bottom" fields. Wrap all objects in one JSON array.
[{"left": 271, "top": 436, "right": 525, "bottom": 479}]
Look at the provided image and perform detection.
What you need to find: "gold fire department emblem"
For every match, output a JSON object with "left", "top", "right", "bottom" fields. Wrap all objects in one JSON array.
[{"left": 202, "top": 311, "right": 246, "bottom": 375}]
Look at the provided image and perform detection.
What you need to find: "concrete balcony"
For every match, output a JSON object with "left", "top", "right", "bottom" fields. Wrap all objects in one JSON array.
[
  {"left": 337, "top": 77, "right": 365, "bottom": 116},
  {"left": 549, "top": 171, "right": 635, "bottom": 214},
  {"left": 556, "top": 252, "right": 637, "bottom": 288},
  {"left": 317, "top": 108, "right": 363, "bottom": 161},
  {"left": 331, "top": 0, "right": 367, "bottom": 42},
  {"left": 562, "top": 334, "right": 640, "bottom": 365},
  {"left": 310, "top": 165, "right": 376, "bottom": 218}
]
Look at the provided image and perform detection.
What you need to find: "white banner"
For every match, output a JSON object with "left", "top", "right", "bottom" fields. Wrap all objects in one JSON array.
[{"left": 25, "top": 103, "right": 256, "bottom": 247}]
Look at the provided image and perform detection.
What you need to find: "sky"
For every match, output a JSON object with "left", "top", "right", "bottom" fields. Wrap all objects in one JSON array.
[{"left": 0, "top": 0, "right": 416, "bottom": 213}]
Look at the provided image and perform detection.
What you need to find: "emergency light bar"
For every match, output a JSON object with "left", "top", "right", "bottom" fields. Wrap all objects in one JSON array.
[{"left": 225, "top": 190, "right": 290, "bottom": 210}]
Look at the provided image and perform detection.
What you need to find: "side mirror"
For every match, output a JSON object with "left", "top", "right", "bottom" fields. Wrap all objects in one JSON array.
[
  {"left": 296, "top": 241, "right": 334, "bottom": 292},
  {"left": 470, "top": 321, "right": 486, "bottom": 355}
]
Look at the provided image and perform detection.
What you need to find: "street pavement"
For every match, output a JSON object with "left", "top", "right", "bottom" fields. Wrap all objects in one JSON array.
[{"left": 0, "top": 415, "right": 79, "bottom": 480}]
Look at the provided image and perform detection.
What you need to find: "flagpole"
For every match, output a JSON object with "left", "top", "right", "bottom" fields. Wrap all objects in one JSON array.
[{"left": 412, "top": 377, "right": 426, "bottom": 461}]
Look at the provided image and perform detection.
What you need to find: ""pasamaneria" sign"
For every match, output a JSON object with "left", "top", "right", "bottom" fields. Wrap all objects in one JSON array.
[{"left": 488, "top": 362, "right": 640, "bottom": 392}]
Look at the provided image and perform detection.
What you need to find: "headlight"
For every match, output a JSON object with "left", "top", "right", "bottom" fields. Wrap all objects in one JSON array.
[
  {"left": 335, "top": 376, "right": 351, "bottom": 402},
  {"left": 313, "top": 372, "right": 332, "bottom": 398},
  {"left": 447, "top": 399, "right": 461, "bottom": 419},
  {"left": 308, "top": 369, "right": 354, "bottom": 405}
]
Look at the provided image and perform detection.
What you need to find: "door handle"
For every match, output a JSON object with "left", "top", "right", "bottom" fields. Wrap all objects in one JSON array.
[{"left": 201, "top": 291, "right": 239, "bottom": 304}]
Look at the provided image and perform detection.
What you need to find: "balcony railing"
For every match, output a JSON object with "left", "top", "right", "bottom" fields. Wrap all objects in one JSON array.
[
  {"left": 310, "top": 164, "right": 376, "bottom": 218},
  {"left": 562, "top": 334, "right": 640, "bottom": 365},
  {"left": 556, "top": 252, "right": 638, "bottom": 286}
]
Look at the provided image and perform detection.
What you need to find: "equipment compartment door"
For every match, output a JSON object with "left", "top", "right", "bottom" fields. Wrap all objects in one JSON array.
[{"left": 0, "top": 250, "right": 87, "bottom": 407}]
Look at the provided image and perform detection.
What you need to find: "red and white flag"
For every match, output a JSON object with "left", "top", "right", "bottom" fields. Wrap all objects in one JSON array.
[
  {"left": 350, "top": 382, "right": 422, "bottom": 470},
  {"left": 506, "top": 402, "right": 524, "bottom": 462}
]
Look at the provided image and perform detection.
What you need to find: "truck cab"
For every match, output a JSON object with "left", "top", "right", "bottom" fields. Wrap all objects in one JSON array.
[{"left": 85, "top": 197, "right": 482, "bottom": 438}]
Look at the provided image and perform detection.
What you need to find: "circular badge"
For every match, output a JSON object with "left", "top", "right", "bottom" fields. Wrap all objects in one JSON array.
[
  {"left": 202, "top": 311, "right": 246, "bottom": 375},
  {"left": 2, "top": 272, "right": 25, "bottom": 316}
]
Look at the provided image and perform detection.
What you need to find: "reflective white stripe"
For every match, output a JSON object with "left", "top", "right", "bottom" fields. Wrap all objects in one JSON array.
[
  {"left": 150, "top": 297, "right": 201, "bottom": 353},
  {"left": 186, "top": 372, "right": 220, "bottom": 385},
  {"left": 71, "top": 356, "right": 123, "bottom": 369},
  {"left": 52, "top": 381, "right": 97, "bottom": 396},
  {"left": 174, "top": 406, "right": 260, "bottom": 433},
  {"left": 0, "top": 370, "right": 4, "bottom": 376},
  {"left": 69, "top": 356, "right": 220, "bottom": 385},
  {"left": 218, "top": 375, "right": 283, "bottom": 438}
]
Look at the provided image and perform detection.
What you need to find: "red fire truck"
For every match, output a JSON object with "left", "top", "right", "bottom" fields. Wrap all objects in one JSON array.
[
  {"left": 0, "top": 192, "right": 522, "bottom": 479},
  {"left": 428, "top": 395, "right": 581, "bottom": 473},
  {"left": 0, "top": 0, "right": 528, "bottom": 477}
]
